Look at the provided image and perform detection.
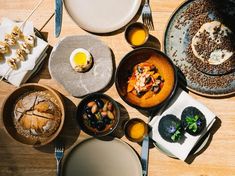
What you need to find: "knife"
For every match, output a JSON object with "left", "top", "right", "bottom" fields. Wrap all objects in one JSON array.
[
  {"left": 141, "top": 133, "right": 149, "bottom": 176},
  {"left": 55, "top": 0, "right": 63, "bottom": 37},
  {"left": 140, "top": 97, "right": 173, "bottom": 176}
]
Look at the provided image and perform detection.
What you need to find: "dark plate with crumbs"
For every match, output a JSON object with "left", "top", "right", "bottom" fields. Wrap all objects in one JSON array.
[{"left": 164, "top": 0, "right": 235, "bottom": 97}]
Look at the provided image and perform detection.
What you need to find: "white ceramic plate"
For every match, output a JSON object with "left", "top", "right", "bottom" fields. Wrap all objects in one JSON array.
[
  {"left": 64, "top": 0, "right": 142, "bottom": 33},
  {"left": 153, "top": 132, "right": 211, "bottom": 158},
  {"left": 62, "top": 138, "right": 142, "bottom": 176}
]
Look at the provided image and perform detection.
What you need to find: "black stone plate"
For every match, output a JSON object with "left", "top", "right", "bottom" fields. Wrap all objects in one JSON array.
[{"left": 164, "top": 0, "right": 235, "bottom": 97}]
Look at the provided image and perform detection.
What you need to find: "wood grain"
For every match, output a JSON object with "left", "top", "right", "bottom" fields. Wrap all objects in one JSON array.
[{"left": 0, "top": 0, "right": 235, "bottom": 176}]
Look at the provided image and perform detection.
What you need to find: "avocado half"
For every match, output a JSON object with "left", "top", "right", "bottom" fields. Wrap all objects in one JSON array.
[
  {"left": 181, "top": 106, "right": 206, "bottom": 136},
  {"left": 158, "top": 115, "right": 183, "bottom": 143}
]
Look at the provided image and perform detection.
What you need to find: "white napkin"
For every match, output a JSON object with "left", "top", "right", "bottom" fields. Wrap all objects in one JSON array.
[
  {"left": 0, "top": 18, "right": 48, "bottom": 86},
  {"left": 149, "top": 88, "right": 216, "bottom": 161}
]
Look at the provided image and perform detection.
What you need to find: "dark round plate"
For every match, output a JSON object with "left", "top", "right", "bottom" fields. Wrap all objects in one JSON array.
[
  {"left": 76, "top": 93, "right": 120, "bottom": 137},
  {"left": 164, "top": 0, "right": 235, "bottom": 97}
]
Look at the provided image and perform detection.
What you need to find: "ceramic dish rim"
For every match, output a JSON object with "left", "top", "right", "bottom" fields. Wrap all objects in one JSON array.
[
  {"left": 163, "top": 0, "right": 235, "bottom": 98},
  {"left": 63, "top": 0, "right": 142, "bottom": 34},
  {"left": 62, "top": 137, "right": 143, "bottom": 176},
  {"left": 1, "top": 83, "right": 65, "bottom": 147}
]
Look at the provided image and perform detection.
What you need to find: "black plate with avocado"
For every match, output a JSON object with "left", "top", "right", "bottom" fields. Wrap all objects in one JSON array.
[
  {"left": 181, "top": 106, "right": 206, "bottom": 136},
  {"left": 158, "top": 115, "right": 184, "bottom": 143}
]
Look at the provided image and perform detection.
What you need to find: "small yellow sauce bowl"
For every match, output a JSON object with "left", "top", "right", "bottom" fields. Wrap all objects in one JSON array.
[
  {"left": 124, "top": 118, "right": 148, "bottom": 142},
  {"left": 125, "top": 22, "right": 149, "bottom": 47}
]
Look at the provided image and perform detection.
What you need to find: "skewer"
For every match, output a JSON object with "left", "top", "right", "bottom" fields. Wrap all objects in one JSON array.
[
  {"left": 19, "top": 0, "right": 45, "bottom": 29},
  {"left": 0, "top": 68, "right": 12, "bottom": 82},
  {"left": 0, "top": 0, "right": 44, "bottom": 83}
]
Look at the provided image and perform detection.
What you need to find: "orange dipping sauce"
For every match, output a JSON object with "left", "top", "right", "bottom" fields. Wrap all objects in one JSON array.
[
  {"left": 125, "top": 118, "right": 148, "bottom": 142},
  {"left": 127, "top": 27, "right": 147, "bottom": 46}
]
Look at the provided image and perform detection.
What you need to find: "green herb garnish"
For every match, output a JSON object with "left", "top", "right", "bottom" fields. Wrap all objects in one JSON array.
[
  {"left": 185, "top": 115, "right": 200, "bottom": 132},
  {"left": 171, "top": 127, "right": 182, "bottom": 142}
]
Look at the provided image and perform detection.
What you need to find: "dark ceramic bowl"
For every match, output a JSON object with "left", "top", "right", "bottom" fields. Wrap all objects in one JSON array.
[
  {"left": 115, "top": 47, "right": 178, "bottom": 111},
  {"left": 1, "top": 83, "right": 65, "bottom": 147},
  {"left": 77, "top": 93, "right": 120, "bottom": 137}
]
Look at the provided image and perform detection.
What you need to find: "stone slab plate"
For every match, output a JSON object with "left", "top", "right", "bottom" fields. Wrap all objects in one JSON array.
[
  {"left": 49, "top": 35, "right": 113, "bottom": 97},
  {"left": 164, "top": 0, "right": 235, "bottom": 97}
]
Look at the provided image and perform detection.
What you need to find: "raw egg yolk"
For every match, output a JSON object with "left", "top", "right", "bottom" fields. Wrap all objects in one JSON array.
[{"left": 73, "top": 52, "right": 87, "bottom": 66}]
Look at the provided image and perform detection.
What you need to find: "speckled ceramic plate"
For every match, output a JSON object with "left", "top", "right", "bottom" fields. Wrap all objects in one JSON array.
[
  {"left": 64, "top": 0, "right": 141, "bottom": 33},
  {"left": 62, "top": 138, "right": 142, "bottom": 176},
  {"left": 164, "top": 0, "right": 235, "bottom": 97},
  {"left": 49, "top": 35, "right": 113, "bottom": 97}
]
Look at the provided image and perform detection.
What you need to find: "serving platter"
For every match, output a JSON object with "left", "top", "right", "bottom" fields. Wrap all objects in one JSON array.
[
  {"left": 164, "top": 0, "right": 235, "bottom": 97},
  {"left": 62, "top": 138, "right": 142, "bottom": 176},
  {"left": 64, "top": 0, "right": 142, "bottom": 33},
  {"left": 49, "top": 35, "right": 113, "bottom": 97}
]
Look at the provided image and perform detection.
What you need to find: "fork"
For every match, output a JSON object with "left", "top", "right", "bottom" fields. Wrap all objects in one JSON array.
[
  {"left": 142, "top": 0, "right": 154, "bottom": 30},
  {"left": 55, "top": 144, "right": 64, "bottom": 176}
]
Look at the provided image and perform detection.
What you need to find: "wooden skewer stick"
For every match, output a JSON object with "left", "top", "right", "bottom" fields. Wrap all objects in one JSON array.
[
  {"left": 1, "top": 0, "right": 45, "bottom": 83},
  {"left": 19, "top": 0, "right": 45, "bottom": 29},
  {"left": 0, "top": 68, "right": 12, "bottom": 82}
]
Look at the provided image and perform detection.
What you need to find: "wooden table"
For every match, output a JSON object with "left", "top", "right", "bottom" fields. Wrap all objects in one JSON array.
[{"left": 0, "top": 0, "right": 234, "bottom": 175}]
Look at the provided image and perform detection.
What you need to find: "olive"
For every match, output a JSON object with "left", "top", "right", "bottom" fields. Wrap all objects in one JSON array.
[
  {"left": 87, "top": 113, "right": 96, "bottom": 120},
  {"left": 103, "top": 117, "right": 111, "bottom": 125},
  {"left": 90, "top": 119, "right": 97, "bottom": 128},
  {"left": 137, "top": 65, "right": 143, "bottom": 73},
  {"left": 145, "top": 76, "right": 152, "bottom": 84},
  {"left": 94, "top": 99, "right": 104, "bottom": 108},
  {"left": 150, "top": 65, "right": 157, "bottom": 72},
  {"left": 137, "top": 91, "right": 144, "bottom": 97},
  {"left": 152, "top": 86, "right": 160, "bottom": 93},
  {"left": 84, "top": 105, "right": 91, "bottom": 113},
  {"left": 96, "top": 121, "right": 106, "bottom": 131}
]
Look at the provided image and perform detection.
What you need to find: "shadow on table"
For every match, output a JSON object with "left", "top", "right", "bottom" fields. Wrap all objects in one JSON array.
[
  {"left": 111, "top": 102, "right": 130, "bottom": 138},
  {"left": 97, "top": 102, "right": 130, "bottom": 142},
  {"left": 28, "top": 45, "right": 53, "bottom": 83},
  {"left": 139, "top": 35, "right": 161, "bottom": 50},
  {"left": 185, "top": 117, "right": 222, "bottom": 164},
  {"left": 35, "top": 94, "right": 81, "bottom": 153},
  {"left": 87, "top": 0, "right": 145, "bottom": 36}
]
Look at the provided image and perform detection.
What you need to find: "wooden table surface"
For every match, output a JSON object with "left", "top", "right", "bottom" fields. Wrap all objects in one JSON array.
[{"left": 0, "top": 0, "right": 235, "bottom": 176}]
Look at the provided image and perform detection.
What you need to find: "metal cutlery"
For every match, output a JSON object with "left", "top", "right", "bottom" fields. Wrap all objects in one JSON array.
[
  {"left": 55, "top": 144, "right": 64, "bottom": 176},
  {"left": 55, "top": 0, "right": 63, "bottom": 37},
  {"left": 141, "top": 125, "right": 150, "bottom": 176},
  {"left": 141, "top": 97, "right": 173, "bottom": 176},
  {"left": 142, "top": 0, "right": 154, "bottom": 30}
]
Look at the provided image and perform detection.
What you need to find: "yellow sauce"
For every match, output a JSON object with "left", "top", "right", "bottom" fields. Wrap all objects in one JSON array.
[
  {"left": 73, "top": 52, "right": 87, "bottom": 66},
  {"left": 127, "top": 121, "right": 146, "bottom": 140},
  {"left": 128, "top": 28, "right": 146, "bottom": 46}
]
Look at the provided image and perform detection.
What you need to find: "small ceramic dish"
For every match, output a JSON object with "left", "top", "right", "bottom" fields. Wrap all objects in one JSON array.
[
  {"left": 77, "top": 93, "right": 120, "bottom": 137},
  {"left": 125, "top": 22, "right": 149, "bottom": 47},
  {"left": 1, "top": 83, "right": 65, "bottom": 147},
  {"left": 124, "top": 118, "right": 148, "bottom": 142}
]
